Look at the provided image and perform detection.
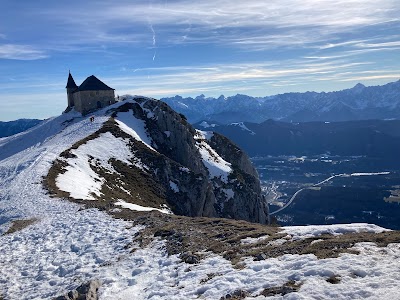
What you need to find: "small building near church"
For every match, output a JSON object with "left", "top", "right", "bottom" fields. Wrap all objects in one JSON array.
[{"left": 66, "top": 72, "right": 116, "bottom": 115}]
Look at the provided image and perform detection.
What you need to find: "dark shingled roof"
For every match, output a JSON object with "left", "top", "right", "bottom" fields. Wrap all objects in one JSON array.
[
  {"left": 76, "top": 75, "right": 114, "bottom": 92},
  {"left": 66, "top": 72, "right": 78, "bottom": 89}
]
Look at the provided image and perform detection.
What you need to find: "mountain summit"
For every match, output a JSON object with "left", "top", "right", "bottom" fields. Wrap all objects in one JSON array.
[{"left": 43, "top": 96, "right": 268, "bottom": 223}]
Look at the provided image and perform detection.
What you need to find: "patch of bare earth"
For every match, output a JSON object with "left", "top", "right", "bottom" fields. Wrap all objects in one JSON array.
[
  {"left": 219, "top": 289, "right": 249, "bottom": 300},
  {"left": 326, "top": 275, "right": 341, "bottom": 284},
  {"left": 3, "top": 218, "right": 37, "bottom": 235},
  {"left": 260, "top": 280, "right": 302, "bottom": 297}
]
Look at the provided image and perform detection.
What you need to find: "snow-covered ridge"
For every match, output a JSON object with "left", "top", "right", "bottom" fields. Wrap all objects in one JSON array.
[{"left": 56, "top": 132, "right": 135, "bottom": 200}]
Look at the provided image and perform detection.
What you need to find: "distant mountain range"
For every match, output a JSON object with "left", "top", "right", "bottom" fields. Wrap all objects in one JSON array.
[
  {"left": 194, "top": 119, "right": 400, "bottom": 160},
  {"left": 0, "top": 119, "right": 42, "bottom": 138},
  {"left": 162, "top": 80, "right": 400, "bottom": 123}
]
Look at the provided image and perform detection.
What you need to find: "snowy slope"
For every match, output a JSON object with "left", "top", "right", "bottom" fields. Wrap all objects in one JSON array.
[
  {"left": 0, "top": 100, "right": 400, "bottom": 299},
  {"left": 0, "top": 106, "right": 140, "bottom": 299},
  {"left": 56, "top": 132, "right": 135, "bottom": 200}
]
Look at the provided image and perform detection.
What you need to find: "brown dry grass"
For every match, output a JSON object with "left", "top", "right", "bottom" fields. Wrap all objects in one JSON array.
[
  {"left": 4, "top": 218, "right": 37, "bottom": 235},
  {"left": 260, "top": 280, "right": 302, "bottom": 297},
  {"left": 114, "top": 208, "right": 400, "bottom": 265}
]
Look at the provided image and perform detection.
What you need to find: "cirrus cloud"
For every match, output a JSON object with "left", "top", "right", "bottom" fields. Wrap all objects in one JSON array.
[{"left": 0, "top": 44, "right": 47, "bottom": 60}]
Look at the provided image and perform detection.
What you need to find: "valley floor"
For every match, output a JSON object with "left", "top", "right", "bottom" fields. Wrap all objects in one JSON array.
[{"left": 0, "top": 106, "right": 399, "bottom": 299}]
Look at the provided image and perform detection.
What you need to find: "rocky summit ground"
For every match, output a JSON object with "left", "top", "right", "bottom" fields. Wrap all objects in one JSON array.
[{"left": 3, "top": 209, "right": 400, "bottom": 300}]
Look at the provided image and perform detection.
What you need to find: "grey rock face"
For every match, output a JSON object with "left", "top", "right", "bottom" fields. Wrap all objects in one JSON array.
[
  {"left": 111, "top": 97, "right": 269, "bottom": 223},
  {"left": 196, "top": 131, "right": 268, "bottom": 224},
  {"left": 208, "top": 132, "right": 259, "bottom": 179},
  {"left": 180, "top": 251, "right": 201, "bottom": 264},
  {"left": 53, "top": 280, "right": 100, "bottom": 300}
]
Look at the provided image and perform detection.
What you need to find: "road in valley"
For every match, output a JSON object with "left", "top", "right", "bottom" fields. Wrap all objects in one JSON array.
[{"left": 269, "top": 172, "right": 390, "bottom": 215}]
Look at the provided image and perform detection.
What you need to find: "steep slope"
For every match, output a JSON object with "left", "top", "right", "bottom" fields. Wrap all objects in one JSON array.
[
  {"left": 44, "top": 97, "right": 268, "bottom": 224},
  {"left": 162, "top": 80, "right": 400, "bottom": 123}
]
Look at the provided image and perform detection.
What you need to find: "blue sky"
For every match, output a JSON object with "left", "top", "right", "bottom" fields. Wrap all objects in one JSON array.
[{"left": 0, "top": 0, "right": 399, "bottom": 121}]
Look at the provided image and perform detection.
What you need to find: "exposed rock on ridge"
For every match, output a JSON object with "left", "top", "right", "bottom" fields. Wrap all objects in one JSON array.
[
  {"left": 45, "top": 97, "right": 268, "bottom": 224},
  {"left": 53, "top": 280, "right": 100, "bottom": 300}
]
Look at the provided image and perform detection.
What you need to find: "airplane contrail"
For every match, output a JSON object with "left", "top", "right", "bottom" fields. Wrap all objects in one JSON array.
[
  {"left": 150, "top": 23, "right": 156, "bottom": 47},
  {"left": 148, "top": 21, "right": 157, "bottom": 61}
]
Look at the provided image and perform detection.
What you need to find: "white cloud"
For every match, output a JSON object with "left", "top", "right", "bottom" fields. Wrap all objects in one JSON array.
[
  {"left": 103, "top": 55, "right": 392, "bottom": 98},
  {"left": 39, "top": 0, "right": 399, "bottom": 50},
  {"left": 0, "top": 44, "right": 47, "bottom": 60},
  {"left": 355, "top": 41, "right": 400, "bottom": 48},
  {"left": 338, "top": 74, "right": 400, "bottom": 82},
  {"left": 102, "top": 0, "right": 397, "bottom": 28}
]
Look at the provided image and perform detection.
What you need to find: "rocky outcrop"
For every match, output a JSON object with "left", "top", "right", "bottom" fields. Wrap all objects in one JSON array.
[
  {"left": 53, "top": 280, "right": 100, "bottom": 300},
  {"left": 207, "top": 132, "right": 268, "bottom": 222},
  {"left": 208, "top": 132, "right": 258, "bottom": 178},
  {"left": 46, "top": 96, "right": 269, "bottom": 224}
]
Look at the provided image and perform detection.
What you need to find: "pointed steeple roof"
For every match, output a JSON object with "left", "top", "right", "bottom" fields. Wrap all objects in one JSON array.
[
  {"left": 66, "top": 71, "right": 78, "bottom": 89},
  {"left": 77, "top": 75, "right": 114, "bottom": 91}
]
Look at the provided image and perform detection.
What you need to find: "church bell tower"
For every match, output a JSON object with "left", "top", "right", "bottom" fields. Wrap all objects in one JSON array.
[{"left": 66, "top": 71, "right": 78, "bottom": 108}]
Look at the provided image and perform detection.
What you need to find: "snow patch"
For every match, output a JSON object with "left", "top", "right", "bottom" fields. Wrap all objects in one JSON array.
[
  {"left": 114, "top": 110, "right": 156, "bottom": 152},
  {"left": 179, "top": 166, "right": 190, "bottom": 173},
  {"left": 115, "top": 199, "right": 172, "bottom": 214},
  {"left": 56, "top": 132, "right": 133, "bottom": 200},
  {"left": 146, "top": 111, "right": 155, "bottom": 119},
  {"left": 241, "top": 235, "right": 269, "bottom": 245},
  {"left": 231, "top": 122, "right": 255, "bottom": 135},
  {"left": 199, "top": 121, "right": 216, "bottom": 128},
  {"left": 177, "top": 101, "right": 188, "bottom": 108},
  {"left": 282, "top": 223, "right": 390, "bottom": 240},
  {"left": 169, "top": 181, "right": 179, "bottom": 193},
  {"left": 223, "top": 188, "right": 235, "bottom": 199},
  {"left": 194, "top": 130, "right": 232, "bottom": 182},
  {"left": 351, "top": 172, "right": 390, "bottom": 176},
  {"left": 196, "top": 129, "right": 214, "bottom": 140}
]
